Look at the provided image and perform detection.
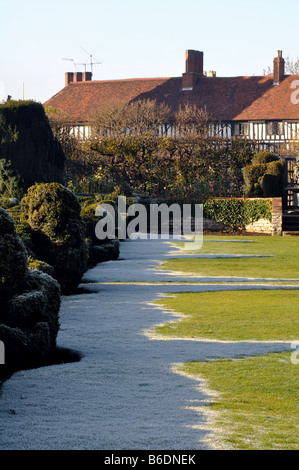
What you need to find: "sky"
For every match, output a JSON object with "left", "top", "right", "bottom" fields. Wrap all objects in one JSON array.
[{"left": 1, "top": 0, "right": 299, "bottom": 104}]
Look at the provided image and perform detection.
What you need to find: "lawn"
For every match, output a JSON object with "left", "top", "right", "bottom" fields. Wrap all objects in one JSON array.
[
  {"left": 153, "top": 234, "right": 299, "bottom": 449},
  {"left": 154, "top": 289, "right": 299, "bottom": 342},
  {"left": 163, "top": 235, "right": 299, "bottom": 280},
  {"left": 176, "top": 353, "right": 299, "bottom": 450}
]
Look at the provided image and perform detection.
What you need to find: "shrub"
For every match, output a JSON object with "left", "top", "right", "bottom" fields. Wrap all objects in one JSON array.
[
  {"left": 0, "top": 100, "right": 65, "bottom": 198},
  {"left": 244, "top": 152, "right": 284, "bottom": 197},
  {"left": 0, "top": 196, "right": 19, "bottom": 210},
  {"left": 21, "top": 183, "right": 89, "bottom": 293},
  {"left": 243, "top": 163, "right": 268, "bottom": 197},
  {"left": 251, "top": 151, "right": 279, "bottom": 165},
  {"left": 203, "top": 198, "right": 272, "bottom": 229},
  {"left": 0, "top": 207, "right": 28, "bottom": 297},
  {"left": 0, "top": 208, "right": 61, "bottom": 372}
]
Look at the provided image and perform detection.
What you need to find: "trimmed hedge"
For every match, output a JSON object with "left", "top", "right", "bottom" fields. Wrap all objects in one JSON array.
[
  {"left": 0, "top": 100, "right": 65, "bottom": 198},
  {"left": 203, "top": 198, "right": 272, "bottom": 229}
]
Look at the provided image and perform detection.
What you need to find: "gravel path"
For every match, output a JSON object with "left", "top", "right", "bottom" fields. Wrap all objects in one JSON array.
[{"left": 0, "top": 238, "right": 292, "bottom": 450}]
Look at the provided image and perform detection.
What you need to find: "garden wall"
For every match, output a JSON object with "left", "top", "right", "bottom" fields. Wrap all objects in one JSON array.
[
  {"left": 202, "top": 197, "right": 282, "bottom": 235},
  {"left": 244, "top": 198, "right": 282, "bottom": 235}
]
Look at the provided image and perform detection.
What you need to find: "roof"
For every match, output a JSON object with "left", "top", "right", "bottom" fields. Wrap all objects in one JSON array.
[{"left": 44, "top": 74, "right": 299, "bottom": 124}]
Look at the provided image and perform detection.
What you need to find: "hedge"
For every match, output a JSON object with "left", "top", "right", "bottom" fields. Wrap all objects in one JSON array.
[
  {"left": 203, "top": 198, "right": 272, "bottom": 229},
  {"left": 0, "top": 100, "right": 65, "bottom": 198}
]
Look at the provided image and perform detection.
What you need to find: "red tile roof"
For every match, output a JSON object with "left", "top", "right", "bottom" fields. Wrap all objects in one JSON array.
[{"left": 44, "top": 74, "right": 299, "bottom": 124}]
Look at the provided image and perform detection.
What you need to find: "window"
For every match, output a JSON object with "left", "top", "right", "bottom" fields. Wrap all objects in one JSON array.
[
  {"left": 266, "top": 121, "right": 284, "bottom": 136},
  {"left": 234, "top": 123, "right": 249, "bottom": 136}
]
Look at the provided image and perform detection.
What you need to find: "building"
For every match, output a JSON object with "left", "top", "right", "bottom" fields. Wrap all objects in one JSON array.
[
  {"left": 44, "top": 49, "right": 299, "bottom": 216},
  {"left": 44, "top": 49, "right": 299, "bottom": 151}
]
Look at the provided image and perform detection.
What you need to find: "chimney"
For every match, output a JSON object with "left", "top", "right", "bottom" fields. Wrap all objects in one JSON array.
[
  {"left": 182, "top": 50, "right": 204, "bottom": 91},
  {"left": 83, "top": 71, "right": 92, "bottom": 82},
  {"left": 74, "top": 72, "right": 83, "bottom": 82},
  {"left": 273, "top": 50, "right": 285, "bottom": 85},
  {"left": 65, "top": 72, "right": 74, "bottom": 86},
  {"left": 208, "top": 70, "right": 216, "bottom": 77}
]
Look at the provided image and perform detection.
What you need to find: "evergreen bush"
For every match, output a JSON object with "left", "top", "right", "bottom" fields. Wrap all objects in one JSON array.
[
  {"left": 21, "top": 183, "right": 89, "bottom": 294},
  {"left": 0, "top": 100, "right": 65, "bottom": 198},
  {"left": 251, "top": 151, "right": 279, "bottom": 165},
  {"left": 243, "top": 152, "right": 284, "bottom": 197},
  {"left": 203, "top": 198, "right": 272, "bottom": 229},
  {"left": 0, "top": 207, "right": 61, "bottom": 372},
  {"left": 0, "top": 207, "right": 28, "bottom": 297}
]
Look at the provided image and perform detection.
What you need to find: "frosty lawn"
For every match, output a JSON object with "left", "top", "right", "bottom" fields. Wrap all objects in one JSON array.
[{"left": 0, "top": 237, "right": 295, "bottom": 450}]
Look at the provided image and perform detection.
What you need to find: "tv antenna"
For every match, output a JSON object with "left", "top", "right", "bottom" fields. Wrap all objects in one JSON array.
[
  {"left": 62, "top": 58, "right": 86, "bottom": 71},
  {"left": 79, "top": 46, "right": 102, "bottom": 74},
  {"left": 62, "top": 47, "right": 101, "bottom": 75}
]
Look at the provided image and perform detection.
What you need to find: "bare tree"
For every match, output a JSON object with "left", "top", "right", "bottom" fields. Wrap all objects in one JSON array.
[
  {"left": 175, "top": 103, "right": 210, "bottom": 137},
  {"left": 91, "top": 98, "right": 172, "bottom": 137},
  {"left": 263, "top": 56, "right": 299, "bottom": 76}
]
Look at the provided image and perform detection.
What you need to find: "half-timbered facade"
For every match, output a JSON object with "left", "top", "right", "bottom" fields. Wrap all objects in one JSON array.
[{"left": 44, "top": 49, "right": 299, "bottom": 153}]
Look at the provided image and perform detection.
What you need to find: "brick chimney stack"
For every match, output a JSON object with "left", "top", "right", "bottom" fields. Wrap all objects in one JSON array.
[
  {"left": 182, "top": 50, "right": 204, "bottom": 91},
  {"left": 273, "top": 50, "right": 285, "bottom": 85},
  {"left": 65, "top": 71, "right": 92, "bottom": 86}
]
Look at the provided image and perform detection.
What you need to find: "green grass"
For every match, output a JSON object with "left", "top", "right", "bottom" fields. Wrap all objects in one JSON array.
[
  {"left": 154, "top": 290, "right": 299, "bottom": 342},
  {"left": 164, "top": 235, "right": 299, "bottom": 280},
  {"left": 153, "top": 234, "right": 299, "bottom": 449},
  {"left": 177, "top": 353, "right": 299, "bottom": 450}
]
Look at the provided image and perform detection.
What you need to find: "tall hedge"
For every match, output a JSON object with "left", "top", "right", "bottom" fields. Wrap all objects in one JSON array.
[{"left": 0, "top": 100, "right": 65, "bottom": 198}]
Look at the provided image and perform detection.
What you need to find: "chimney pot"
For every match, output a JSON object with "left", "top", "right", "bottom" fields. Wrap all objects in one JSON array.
[
  {"left": 83, "top": 71, "right": 92, "bottom": 81},
  {"left": 65, "top": 72, "right": 74, "bottom": 86},
  {"left": 74, "top": 72, "right": 83, "bottom": 82}
]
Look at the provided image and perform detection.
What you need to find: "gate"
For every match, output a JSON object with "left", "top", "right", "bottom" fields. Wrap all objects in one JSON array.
[{"left": 283, "top": 157, "right": 299, "bottom": 233}]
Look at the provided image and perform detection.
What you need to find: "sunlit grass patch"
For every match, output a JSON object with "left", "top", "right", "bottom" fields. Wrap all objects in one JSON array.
[
  {"left": 176, "top": 352, "right": 299, "bottom": 450},
  {"left": 154, "top": 290, "right": 299, "bottom": 342},
  {"left": 164, "top": 235, "right": 299, "bottom": 280}
]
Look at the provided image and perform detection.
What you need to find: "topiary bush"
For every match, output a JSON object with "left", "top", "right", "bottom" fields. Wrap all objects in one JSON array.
[
  {"left": 0, "top": 207, "right": 28, "bottom": 298},
  {"left": 243, "top": 163, "right": 268, "bottom": 197},
  {"left": 21, "top": 183, "right": 89, "bottom": 293},
  {"left": 0, "top": 100, "right": 65, "bottom": 198},
  {"left": 261, "top": 160, "right": 285, "bottom": 197},
  {"left": 243, "top": 152, "right": 284, "bottom": 197},
  {"left": 0, "top": 207, "right": 61, "bottom": 373},
  {"left": 251, "top": 151, "right": 279, "bottom": 165}
]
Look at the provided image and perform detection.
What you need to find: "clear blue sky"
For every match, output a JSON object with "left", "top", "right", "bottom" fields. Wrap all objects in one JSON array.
[{"left": 1, "top": 0, "right": 299, "bottom": 103}]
